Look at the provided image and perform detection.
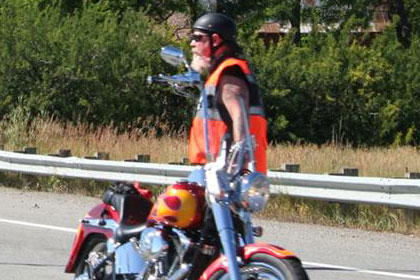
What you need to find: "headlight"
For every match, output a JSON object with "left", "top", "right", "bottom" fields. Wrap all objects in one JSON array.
[{"left": 240, "top": 172, "right": 270, "bottom": 212}]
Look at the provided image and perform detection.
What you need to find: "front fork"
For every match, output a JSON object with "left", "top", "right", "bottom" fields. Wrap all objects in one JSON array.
[{"left": 211, "top": 201, "right": 242, "bottom": 280}]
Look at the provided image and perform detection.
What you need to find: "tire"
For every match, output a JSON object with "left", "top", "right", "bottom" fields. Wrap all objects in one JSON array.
[
  {"left": 74, "top": 236, "right": 113, "bottom": 280},
  {"left": 208, "top": 253, "right": 309, "bottom": 280}
]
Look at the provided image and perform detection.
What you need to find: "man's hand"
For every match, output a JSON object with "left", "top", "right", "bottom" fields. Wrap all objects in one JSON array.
[{"left": 227, "top": 139, "right": 250, "bottom": 174}]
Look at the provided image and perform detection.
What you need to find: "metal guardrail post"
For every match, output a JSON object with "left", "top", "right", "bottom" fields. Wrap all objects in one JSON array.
[
  {"left": 24, "top": 147, "right": 37, "bottom": 154},
  {"left": 136, "top": 154, "right": 150, "bottom": 163},
  {"left": 406, "top": 172, "right": 420, "bottom": 179},
  {"left": 95, "top": 152, "right": 110, "bottom": 160},
  {"left": 283, "top": 163, "right": 300, "bottom": 173},
  {"left": 341, "top": 167, "right": 359, "bottom": 176}
]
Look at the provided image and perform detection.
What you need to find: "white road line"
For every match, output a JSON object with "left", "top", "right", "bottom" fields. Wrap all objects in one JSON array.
[
  {"left": 303, "top": 261, "right": 420, "bottom": 279},
  {"left": 1, "top": 218, "right": 419, "bottom": 279},
  {"left": 0, "top": 218, "right": 77, "bottom": 233}
]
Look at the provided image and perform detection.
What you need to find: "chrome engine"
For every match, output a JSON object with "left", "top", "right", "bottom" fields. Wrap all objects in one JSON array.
[{"left": 133, "top": 227, "right": 193, "bottom": 280}]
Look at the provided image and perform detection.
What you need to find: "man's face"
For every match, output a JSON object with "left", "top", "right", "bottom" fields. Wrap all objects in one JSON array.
[
  {"left": 190, "top": 30, "right": 211, "bottom": 58},
  {"left": 190, "top": 30, "right": 212, "bottom": 73}
]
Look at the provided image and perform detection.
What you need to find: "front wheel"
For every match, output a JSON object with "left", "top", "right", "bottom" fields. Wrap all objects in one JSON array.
[
  {"left": 74, "top": 237, "right": 113, "bottom": 280},
  {"left": 208, "top": 253, "right": 309, "bottom": 280}
]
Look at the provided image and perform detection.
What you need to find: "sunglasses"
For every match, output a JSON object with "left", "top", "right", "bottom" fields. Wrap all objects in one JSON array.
[{"left": 189, "top": 34, "right": 207, "bottom": 42}]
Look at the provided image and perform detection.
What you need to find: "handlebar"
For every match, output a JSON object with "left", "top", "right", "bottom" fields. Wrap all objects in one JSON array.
[
  {"left": 147, "top": 72, "right": 201, "bottom": 87},
  {"left": 147, "top": 75, "right": 170, "bottom": 86},
  {"left": 147, "top": 72, "right": 201, "bottom": 99}
]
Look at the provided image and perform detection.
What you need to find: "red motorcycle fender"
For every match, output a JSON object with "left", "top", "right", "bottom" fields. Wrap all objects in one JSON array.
[
  {"left": 64, "top": 203, "right": 118, "bottom": 273},
  {"left": 199, "top": 243, "right": 297, "bottom": 280}
]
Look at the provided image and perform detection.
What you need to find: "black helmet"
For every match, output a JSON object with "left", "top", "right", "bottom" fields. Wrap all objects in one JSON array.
[{"left": 193, "top": 13, "right": 236, "bottom": 42}]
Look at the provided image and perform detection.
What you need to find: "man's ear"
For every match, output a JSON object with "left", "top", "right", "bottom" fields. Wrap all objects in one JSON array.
[{"left": 211, "top": 33, "right": 223, "bottom": 47}]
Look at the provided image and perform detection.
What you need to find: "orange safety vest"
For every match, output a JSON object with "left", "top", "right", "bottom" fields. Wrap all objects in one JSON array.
[{"left": 188, "top": 58, "right": 267, "bottom": 174}]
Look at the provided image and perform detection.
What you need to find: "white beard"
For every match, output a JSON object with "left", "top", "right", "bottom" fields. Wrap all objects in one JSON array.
[{"left": 191, "top": 54, "right": 211, "bottom": 74}]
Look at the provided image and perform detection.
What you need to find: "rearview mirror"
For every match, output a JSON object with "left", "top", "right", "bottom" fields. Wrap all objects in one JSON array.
[
  {"left": 160, "top": 46, "right": 193, "bottom": 73},
  {"left": 160, "top": 46, "right": 186, "bottom": 67}
]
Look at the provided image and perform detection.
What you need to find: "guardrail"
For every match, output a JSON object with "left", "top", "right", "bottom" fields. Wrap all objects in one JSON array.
[{"left": 0, "top": 150, "right": 420, "bottom": 210}]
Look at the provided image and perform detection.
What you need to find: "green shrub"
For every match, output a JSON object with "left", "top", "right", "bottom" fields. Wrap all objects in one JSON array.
[
  {"left": 0, "top": 0, "right": 192, "bottom": 132},
  {"left": 244, "top": 19, "right": 420, "bottom": 145}
]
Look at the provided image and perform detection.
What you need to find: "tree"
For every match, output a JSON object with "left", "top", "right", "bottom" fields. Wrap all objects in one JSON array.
[
  {"left": 318, "top": 0, "right": 382, "bottom": 25},
  {"left": 388, "top": 0, "right": 414, "bottom": 48},
  {"left": 262, "top": 0, "right": 303, "bottom": 45},
  {"left": 36, "top": 0, "right": 189, "bottom": 23}
]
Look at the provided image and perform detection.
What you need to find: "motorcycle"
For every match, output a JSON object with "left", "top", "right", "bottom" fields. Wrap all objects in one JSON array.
[{"left": 65, "top": 46, "right": 309, "bottom": 280}]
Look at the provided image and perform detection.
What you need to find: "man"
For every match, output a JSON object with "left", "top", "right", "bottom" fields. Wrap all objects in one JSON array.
[{"left": 188, "top": 13, "right": 267, "bottom": 174}]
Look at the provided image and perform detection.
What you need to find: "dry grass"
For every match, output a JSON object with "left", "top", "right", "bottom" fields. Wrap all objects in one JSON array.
[
  {"left": 1, "top": 115, "right": 189, "bottom": 164},
  {"left": 268, "top": 143, "right": 420, "bottom": 178},
  {"left": 5, "top": 115, "right": 420, "bottom": 177},
  {"left": 2, "top": 112, "right": 420, "bottom": 176},
  {"left": 1, "top": 114, "right": 419, "bottom": 235}
]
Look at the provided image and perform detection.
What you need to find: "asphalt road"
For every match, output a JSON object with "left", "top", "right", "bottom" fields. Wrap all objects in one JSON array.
[{"left": 0, "top": 186, "right": 419, "bottom": 280}]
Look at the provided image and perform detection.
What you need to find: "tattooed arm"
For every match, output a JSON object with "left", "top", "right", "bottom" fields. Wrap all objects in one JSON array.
[{"left": 219, "top": 74, "right": 250, "bottom": 142}]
